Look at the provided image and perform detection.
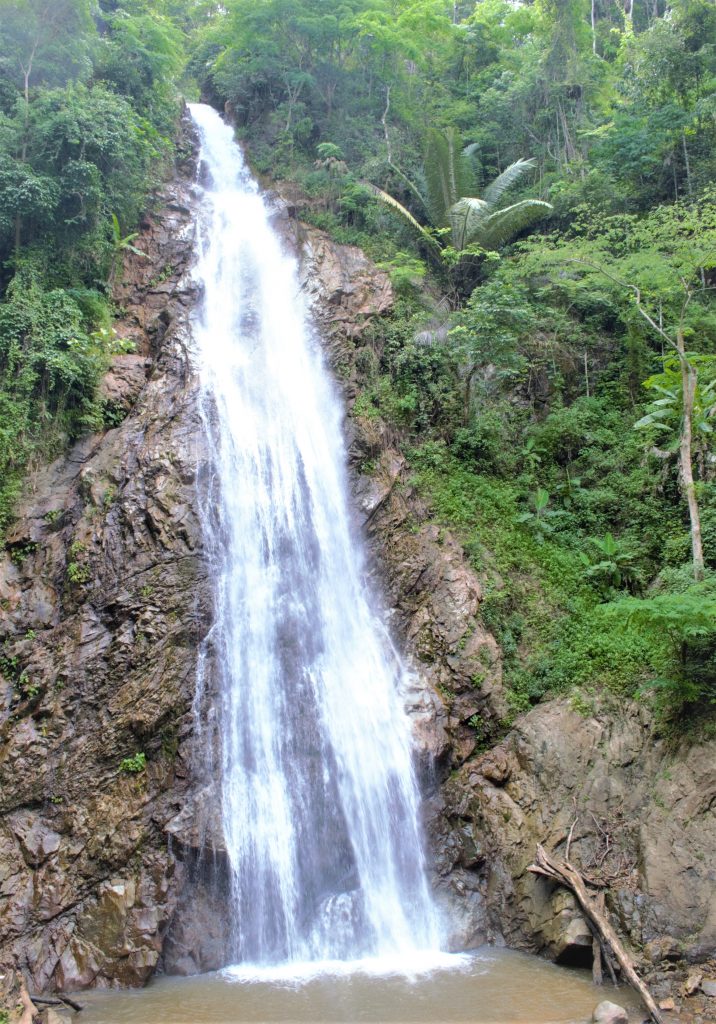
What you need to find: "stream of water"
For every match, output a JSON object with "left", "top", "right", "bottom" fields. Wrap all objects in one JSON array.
[{"left": 190, "top": 102, "right": 442, "bottom": 966}]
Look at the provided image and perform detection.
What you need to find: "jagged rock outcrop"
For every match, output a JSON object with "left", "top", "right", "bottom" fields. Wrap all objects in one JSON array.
[
  {"left": 0, "top": 133, "right": 209, "bottom": 990},
  {"left": 437, "top": 700, "right": 716, "bottom": 967}
]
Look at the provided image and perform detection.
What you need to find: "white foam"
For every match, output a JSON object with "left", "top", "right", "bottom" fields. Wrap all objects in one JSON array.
[{"left": 221, "top": 951, "right": 478, "bottom": 986}]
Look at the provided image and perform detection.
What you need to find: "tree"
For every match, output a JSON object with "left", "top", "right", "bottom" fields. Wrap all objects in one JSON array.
[
  {"left": 0, "top": 0, "right": 96, "bottom": 248},
  {"left": 635, "top": 354, "right": 716, "bottom": 479},
  {"left": 508, "top": 196, "right": 716, "bottom": 580},
  {"left": 573, "top": 263, "right": 712, "bottom": 581},
  {"left": 603, "top": 582, "right": 716, "bottom": 712},
  {"left": 371, "top": 127, "right": 552, "bottom": 255},
  {"left": 0, "top": 0, "right": 95, "bottom": 105}
]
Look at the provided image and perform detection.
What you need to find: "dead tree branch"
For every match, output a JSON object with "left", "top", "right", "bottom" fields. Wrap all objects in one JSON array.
[{"left": 528, "top": 843, "right": 664, "bottom": 1024}]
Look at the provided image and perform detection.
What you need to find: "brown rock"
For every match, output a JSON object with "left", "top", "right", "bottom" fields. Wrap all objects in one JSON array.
[
  {"left": 299, "top": 227, "right": 393, "bottom": 338},
  {"left": 475, "top": 748, "right": 512, "bottom": 786},
  {"left": 592, "top": 1001, "right": 629, "bottom": 1024},
  {"left": 0, "top": 116, "right": 213, "bottom": 991},
  {"left": 685, "top": 972, "right": 704, "bottom": 996},
  {"left": 100, "top": 354, "right": 151, "bottom": 412}
]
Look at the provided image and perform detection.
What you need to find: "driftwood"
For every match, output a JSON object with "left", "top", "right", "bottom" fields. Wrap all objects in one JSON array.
[
  {"left": 528, "top": 843, "right": 665, "bottom": 1024},
  {"left": 30, "top": 994, "right": 84, "bottom": 1013}
]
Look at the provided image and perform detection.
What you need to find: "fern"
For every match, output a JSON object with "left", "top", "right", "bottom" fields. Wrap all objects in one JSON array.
[
  {"left": 365, "top": 184, "right": 442, "bottom": 252},
  {"left": 482, "top": 158, "right": 537, "bottom": 208},
  {"left": 371, "top": 131, "right": 551, "bottom": 255},
  {"left": 424, "top": 127, "right": 473, "bottom": 226},
  {"left": 476, "top": 200, "right": 553, "bottom": 250}
]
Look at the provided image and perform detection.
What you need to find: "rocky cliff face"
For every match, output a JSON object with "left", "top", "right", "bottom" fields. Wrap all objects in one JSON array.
[
  {"left": 0, "top": 135, "right": 208, "bottom": 991},
  {"left": 1, "top": 121, "right": 714, "bottom": 1018},
  {"left": 438, "top": 704, "right": 716, "bottom": 983}
]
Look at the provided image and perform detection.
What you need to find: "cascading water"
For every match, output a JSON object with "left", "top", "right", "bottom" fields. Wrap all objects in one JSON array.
[{"left": 189, "top": 103, "right": 443, "bottom": 969}]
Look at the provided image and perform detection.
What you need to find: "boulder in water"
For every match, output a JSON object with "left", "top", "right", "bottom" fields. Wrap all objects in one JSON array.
[{"left": 592, "top": 1001, "right": 629, "bottom": 1024}]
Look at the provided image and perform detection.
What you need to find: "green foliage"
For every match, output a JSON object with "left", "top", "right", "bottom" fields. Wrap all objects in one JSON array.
[
  {"left": 0, "top": 0, "right": 186, "bottom": 537},
  {"left": 373, "top": 141, "right": 552, "bottom": 257},
  {"left": 377, "top": 253, "right": 427, "bottom": 296},
  {"left": 67, "top": 561, "right": 91, "bottom": 585},
  {"left": 578, "top": 533, "right": 643, "bottom": 598},
  {"left": 119, "top": 751, "right": 147, "bottom": 774},
  {"left": 635, "top": 354, "right": 716, "bottom": 450},
  {"left": 603, "top": 581, "right": 716, "bottom": 713}
]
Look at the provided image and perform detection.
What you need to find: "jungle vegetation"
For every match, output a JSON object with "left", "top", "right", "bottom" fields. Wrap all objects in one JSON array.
[{"left": 1, "top": 0, "right": 715, "bottom": 725}]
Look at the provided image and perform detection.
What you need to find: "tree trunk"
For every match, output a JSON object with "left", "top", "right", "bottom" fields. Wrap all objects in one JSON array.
[
  {"left": 463, "top": 364, "right": 478, "bottom": 424},
  {"left": 591, "top": 0, "right": 597, "bottom": 54},
  {"left": 677, "top": 328, "right": 704, "bottom": 579},
  {"left": 682, "top": 131, "right": 693, "bottom": 197}
]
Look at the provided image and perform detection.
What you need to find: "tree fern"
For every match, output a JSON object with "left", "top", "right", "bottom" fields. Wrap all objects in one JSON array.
[
  {"left": 482, "top": 159, "right": 537, "bottom": 208},
  {"left": 424, "top": 127, "right": 474, "bottom": 227},
  {"left": 365, "top": 184, "right": 441, "bottom": 252},
  {"left": 448, "top": 197, "right": 490, "bottom": 251},
  {"left": 475, "top": 199, "right": 553, "bottom": 250},
  {"left": 371, "top": 130, "right": 551, "bottom": 255}
]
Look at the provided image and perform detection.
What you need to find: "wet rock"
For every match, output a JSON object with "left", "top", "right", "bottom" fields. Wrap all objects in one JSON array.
[
  {"left": 0, "top": 116, "right": 212, "bottom": 991},
  {"left": 100, "top": 354, "right": 152, "bottom": 412},
  {"left": 645, "top": 937, "right": 683, "bottom": 964},
  {"left": 299, "top": 226, "right": 393, "bottom": 340},
  {"left": 684, "top": 971, "right": 704, "bottom": 996},
  {"left": 702, "top": 980, "right": 716, "bottom": 998},
  {"left": 37, "top": 1008, "right": 67, "bottom": 1024},
  {"left": 474, "top": 748, "right": 512, "bottom": 786},
  {"left": 9, "top": 814, "right": 61, "bottom": 867},
  {"left": 435, "top": 695, "right": 716, "bottom": 966},
  {"left": 592, "top": 1001, "right": 629, "bottom": 1024}
]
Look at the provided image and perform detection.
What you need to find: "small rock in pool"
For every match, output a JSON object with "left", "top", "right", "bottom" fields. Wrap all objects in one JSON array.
[{"left": 592, "top": 1001, "right": 629, "bottom": 1024}]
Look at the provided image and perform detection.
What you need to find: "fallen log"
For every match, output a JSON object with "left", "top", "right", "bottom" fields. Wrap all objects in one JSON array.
[
  {"left": 30, "top": 994, "right": 84, "bottom": 1013},
  {"left": 528, "top": 843, "right": 664, "bottom": 1024}
]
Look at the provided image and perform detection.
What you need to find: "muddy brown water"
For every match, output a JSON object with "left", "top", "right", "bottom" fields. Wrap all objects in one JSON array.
[{"left": 74, "top": 948, "right": 645, "bottom": 1024}]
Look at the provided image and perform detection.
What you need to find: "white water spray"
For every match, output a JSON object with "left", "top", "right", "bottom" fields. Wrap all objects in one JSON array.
[{"left": 190, "top": 103, "right": 443, "bottom": 967}]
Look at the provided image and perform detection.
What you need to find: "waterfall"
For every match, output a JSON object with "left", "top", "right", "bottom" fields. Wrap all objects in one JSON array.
[{"left": 189, "top": 103, "right": 443, "bottom": 968}]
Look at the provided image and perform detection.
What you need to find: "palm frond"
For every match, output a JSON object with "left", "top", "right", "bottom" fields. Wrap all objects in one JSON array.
[
  {"left": 482, "top": 158, "right": 537, "bottom": 209},
  {"left": 448, "top": 196, "right": 489, "bottom": 251},
  {"left": 366, "top": 184, "right": 441, "bottom": 251},
  {"left": 476, "top": 199, "right": 552, "bottom": 249},
  {"left": 424, "top": 127, "right": 472, "bottom": 227}
]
